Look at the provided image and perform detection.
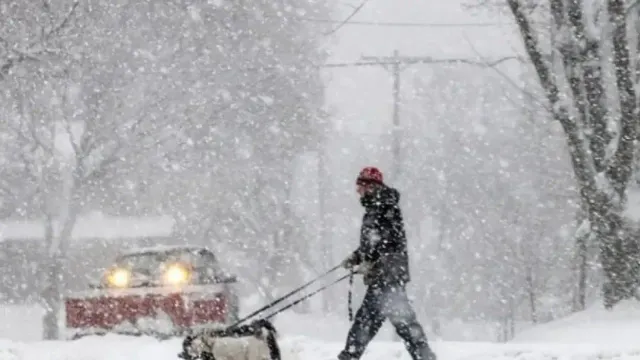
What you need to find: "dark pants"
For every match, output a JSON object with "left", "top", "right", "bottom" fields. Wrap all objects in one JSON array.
[{"left": 338, "top": 284, "right": 436, "bottom": 360}]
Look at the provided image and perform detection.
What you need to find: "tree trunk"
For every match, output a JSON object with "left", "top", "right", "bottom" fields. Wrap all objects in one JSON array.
[
  {"left": 41, "top": 215, "right": 57, "bottom": 340},
  {"left": 42, "top": 167, "right": 79, "bottom": 340},
  {"left": 563, "top": 0, "right": 609, "bottom": 172},
  {"left": 574, "top": 203, "right": 589, "bottom": 311},
  {"left": 283, "top": 166, "right": 310, "bottom": 313},
  {"left": 598, "top": 0, "right": 640, "bottom": 308},
  {"left": 509, "top": 0, "right": 639, "bottom": 309},
  {"left": 431, "top": 318, "right": 441, "bottom": 337},
  {"left": 575, "top": 231, "right": 589, "bottom": 310},
  {"left": 595, "top": 206, "right": 640, "bottom": 308},
  {"left": 525, "top": 266, "right": 537, "bottom": 323},
  {"left": 606, "top": 0, "right": 638, "bottom": 197},
  {"left": 266, "top": 162, "right": 300, "bottom": 307},
  {"left": 317, "top": 148, "right": 333, "bottom": 313},
  {"left": 498, "top": 304, "right": 515, "bottom": 343},
  {"left": 42, "top": 213, "right": 79, "bottom": 340},
  {"left": 552, "top": 0, "right": 588, "bottom": 132}
]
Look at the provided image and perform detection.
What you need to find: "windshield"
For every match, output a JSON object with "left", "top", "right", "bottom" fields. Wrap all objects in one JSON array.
[
  {"left": 115, "top": 250, "right": 199, "bottom": 274},
  {"left": 114, "top": 248, "right": 221, "bottom": 274}
]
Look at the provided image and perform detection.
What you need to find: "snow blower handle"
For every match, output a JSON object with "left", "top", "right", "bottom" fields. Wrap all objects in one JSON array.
[
  {"left": 348, "top": 271, "right": 354, "bottom": 322},
  {"left": 230, "top": 264, "right": 343, "bottom": 328},
  {"left": 263, "top": 273, "right": 352, "bottom": 321}
]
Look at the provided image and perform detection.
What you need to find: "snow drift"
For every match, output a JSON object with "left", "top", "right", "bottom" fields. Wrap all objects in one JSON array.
[{"left": 512, "top": 300, "right": 640, "bottom": 346}]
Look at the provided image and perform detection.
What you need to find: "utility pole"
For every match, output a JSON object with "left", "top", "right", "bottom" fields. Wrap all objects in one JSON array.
[
  {"left": 359, "top": 51, "right": 517, "bottom": 182},
  {"left": 317, "top": 140, "right": 333, "bottom": 312},
  {"left": 358, "top": 50, "right": 517, "bottom": 342},
  {"left": 361, "top": 50, "right": 404, "bottom": 181},
  {"left": 311, "top": 53, "right": 518, "bottom": 319}
]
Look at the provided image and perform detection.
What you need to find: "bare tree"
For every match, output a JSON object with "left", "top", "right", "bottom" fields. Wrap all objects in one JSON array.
[
  {"left": 0, "top": 1, "right": 80, "bottom": 79},
  {"left": 0, "top": 47, "right": 178, "bottom": 338},
  {"left": 156, "top": 0, "right": 330, "bottom": 304},
  {"left": 505, "top": 0, "right": 640, "bottom": 308}
]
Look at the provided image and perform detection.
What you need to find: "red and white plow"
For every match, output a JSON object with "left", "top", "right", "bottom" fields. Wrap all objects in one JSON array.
[
  {"left": 62, "top": 246, "right": 239, "bottom": 340},
  {"left": 64, "top": 285, "right": 233, "bottom": 339}
]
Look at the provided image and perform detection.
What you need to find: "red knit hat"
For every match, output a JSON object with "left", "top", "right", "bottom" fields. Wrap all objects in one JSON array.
[{"left": 357, "top": 166, "right": 384, "bottom": 185}]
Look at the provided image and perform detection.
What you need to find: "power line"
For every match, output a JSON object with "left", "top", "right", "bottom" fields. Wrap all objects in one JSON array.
[
  {"left": 300, "top": 18, "right": 514, "bottom": 28},
  {"left": 320, "top": 56, "right": 522, "bottom": 68},
  {"left": 324, "top": 0, "right": 371, "bottom": 35},
  {"left": 190, "top": 56, "right": 521, "bottom": 77},
  {"left": 356, "top": 51, "right": 522, "bottom": 181}
]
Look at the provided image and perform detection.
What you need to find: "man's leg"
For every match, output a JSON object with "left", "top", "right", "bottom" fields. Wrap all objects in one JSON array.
[
  {"left": 338, "top": 287, "right": 386, "bottom": 360},
  {"left": 380, "top": 285, "right": 436, "bottom": 360}
]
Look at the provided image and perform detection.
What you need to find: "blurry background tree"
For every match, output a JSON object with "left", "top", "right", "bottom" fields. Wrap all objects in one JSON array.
[
  {"left": 0, "top": 0, "right": 329, "bottom": 338},
  {"left": 498, "top": 0, "right": 640, "bottom": 309},
  {"left": 4, "top": 0, "right": 634, "bottom": 343},
  {"left": 397, "top": 62, "right": 576, "bottom": 339}
]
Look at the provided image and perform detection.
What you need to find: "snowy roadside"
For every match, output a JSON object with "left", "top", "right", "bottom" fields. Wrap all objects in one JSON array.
[
  {"left": 511, "top": 301, "right": 640, "bottom": 346},
  {"left": 2, "top": 301, "right": 640, "bottom": 360},
  {"left": 2, "top": 335, "right": 640, "bottom": 360}
]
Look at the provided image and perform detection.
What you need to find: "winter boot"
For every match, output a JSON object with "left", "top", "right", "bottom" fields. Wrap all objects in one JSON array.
[
  {"left": 413, "top": 345, "right": 437, "bottom": 360},
  {"left": 337, "top": 350, "right": 360, "bottom": 360}
]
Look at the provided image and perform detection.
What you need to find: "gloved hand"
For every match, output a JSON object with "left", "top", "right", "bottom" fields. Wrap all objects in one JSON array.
[{"left": 341, "top": 253, "right": 358, "bottom": 269}]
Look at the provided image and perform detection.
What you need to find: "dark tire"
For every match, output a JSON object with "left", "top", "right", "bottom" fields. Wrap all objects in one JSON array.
[{"left": 201, "top": 351, "right": 216, "bottom": 360}]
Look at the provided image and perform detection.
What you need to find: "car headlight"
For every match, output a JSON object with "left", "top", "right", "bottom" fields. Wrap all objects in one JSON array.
[
  {"left": 163, "top": 263, "right": 191, "bottom": 285},
  {"left": 107, "top": 267, "right": 131, "bottom": 288}
]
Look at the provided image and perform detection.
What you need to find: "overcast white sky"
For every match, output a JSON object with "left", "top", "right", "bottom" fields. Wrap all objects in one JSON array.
[{"left": 323, "top": 0, "right": 522, "bottom": 135}]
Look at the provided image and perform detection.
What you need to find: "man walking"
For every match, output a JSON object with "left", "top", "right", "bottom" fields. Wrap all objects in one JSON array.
[{"left": 338, "top": 167, "right": 437, "bottom": 360}]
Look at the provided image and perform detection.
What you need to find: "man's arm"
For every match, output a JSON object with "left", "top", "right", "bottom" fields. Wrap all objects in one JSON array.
[
  {"left": 342, "top": 249, "right": 363, "bottom": 268},
  {"left": 356, "top": 203, "right": 404, "bottom": 263},
  {"left": 342, "top": 218, "right": 377, "bottom": 268},
  {"left": 352, "top": 208, "right": 389, "bottom": 265}
]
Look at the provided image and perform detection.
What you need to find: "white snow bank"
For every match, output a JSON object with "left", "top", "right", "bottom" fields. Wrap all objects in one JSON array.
[
  {"left": 2, "top": 303, "right": 640, "bottom": 360},
  {"left": 0, "top": 305, "right": 44, "bottom": 342},
  {"left": 0, "top": 302, "right": 490, "bottom": 344},
  {"left": 2, "top": 335, "right": 640, "bottom": 360},
  {"left": 4, "top": 301, "right": 640, "bottom": 360},
  {"left": 273, "top": 311, "right": 501, "bottom": 342},
  {"left": 273, "top": 311, "right": 399, "bottom": 342},
  {"left": 512, "top": 300, "right": 640, "bottom": 345}
]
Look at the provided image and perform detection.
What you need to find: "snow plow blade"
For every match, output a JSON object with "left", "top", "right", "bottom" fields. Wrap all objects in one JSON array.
[{"left": 64, "top": 286, "right": 230, "bottom": 340}]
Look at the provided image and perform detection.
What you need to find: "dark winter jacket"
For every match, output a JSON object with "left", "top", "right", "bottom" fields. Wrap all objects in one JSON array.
[{"left": 349, "top": 185, "right": 410, "bottom": 287}]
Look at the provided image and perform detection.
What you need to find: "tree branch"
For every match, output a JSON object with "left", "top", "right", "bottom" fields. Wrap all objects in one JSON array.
[
  {"left": 463, "top": 34, "right": 551, "bottom": 113},
  {"left": 323, "top": 0, "right": 370, "bottom": 35},
  {"left": 508, "top": 0, "right": 600, "bottom": 199},
  {"left": 553, "top": 0, "right": 589, "bottom": 138},
  {"left": 605, "top": 0, "right": 638, "bottom": 198},
  {"left": 0, "top": 0, "right": 80, "bottom": 79},
  {"left": 565, "top": 0, "right": 609, "bottom": 173},
  {"left": 507, "top": 0, "right": 560, "bottom": 105},
  {"left": 34, "top": 0, "right": 80, "bottom": 47}
]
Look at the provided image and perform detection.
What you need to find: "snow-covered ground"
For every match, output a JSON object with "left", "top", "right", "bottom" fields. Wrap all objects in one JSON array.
[
  {"left": 2, "top": 334, "right": 639, "bottom": 360},
  {"left": 512, "top": 301, "right": 640, "bottom": 346},
  {"left": 0, "top": 305, "right": 44, "bottom": 342},
  {"left": 0, "top": 302, "right": 502, "bottom": 343},
  {"left": 2, "top": 300, "right": 640, "bottom": 360},
  {"left": 2, "top": 330, "right": 640, "bottom": 360}
]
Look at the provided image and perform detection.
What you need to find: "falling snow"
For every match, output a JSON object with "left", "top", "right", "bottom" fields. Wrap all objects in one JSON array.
[{"left": 1, "top": 0, "right": 640, "bottom": 359}]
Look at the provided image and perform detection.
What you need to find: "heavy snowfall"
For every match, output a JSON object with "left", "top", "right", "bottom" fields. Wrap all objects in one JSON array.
[{"left": 2, "top": 0, "right": 640, "bottom": 359}]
